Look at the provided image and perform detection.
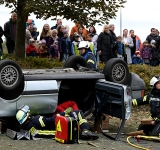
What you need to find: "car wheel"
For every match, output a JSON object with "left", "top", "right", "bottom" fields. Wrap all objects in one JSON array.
[
  {"left": 104, "top": 58, "right": 129, "bottom": 84},
  {"left": 64, "top": 55, "right": 87, "bottom": 70},
  {"left": 0, "top": 60, "right": 23, "bottom": 91},
  {"left": 0, "top": 77, "right": 24, "bottom": 100}
]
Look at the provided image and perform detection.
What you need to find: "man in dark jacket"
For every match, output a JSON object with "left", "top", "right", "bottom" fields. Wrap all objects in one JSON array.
[
  {"left": 4, "top": 12, "right": 17, "bottom": 54},
  {"left": 51, "top": 19, "right": 62, "bottom": 30},
  {"left": 109, "top": 24, "right": 117, "bottom": 57},
  {"left": 0, "top": 26, "right": 3, "bottom": 57},
  {"left": 146, "top": 28, "right": 160, "bottom": 49}
]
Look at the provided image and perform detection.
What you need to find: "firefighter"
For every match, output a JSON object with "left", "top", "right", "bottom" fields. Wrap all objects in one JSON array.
[
  {"left": 132, "top": 76, "right": 160, "bottom": 136},
  {"left": 16, "top": 105, "right": 99, "bottom": 140},
  {"left": 78, "top": 41, "right": 96, "bottom": 69}
]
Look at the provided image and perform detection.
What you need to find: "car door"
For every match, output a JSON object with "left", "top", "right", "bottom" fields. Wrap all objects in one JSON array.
[{"left": 17, "top": 80, "right": 59, "bottom": 115}]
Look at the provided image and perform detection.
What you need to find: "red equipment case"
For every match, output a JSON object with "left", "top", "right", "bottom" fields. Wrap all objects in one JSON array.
[{"left": 55, "top": 115, "right": 79, "bottom": 144}]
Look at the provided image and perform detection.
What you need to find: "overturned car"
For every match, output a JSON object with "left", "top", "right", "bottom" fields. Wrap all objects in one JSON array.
[{"left": 0, "top": 56, "right": 145, "bottom": 139}]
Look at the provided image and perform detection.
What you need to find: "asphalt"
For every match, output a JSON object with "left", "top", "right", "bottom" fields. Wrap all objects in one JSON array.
[{"left": 0, "top": 133, "right": 159, "bottom": 150}]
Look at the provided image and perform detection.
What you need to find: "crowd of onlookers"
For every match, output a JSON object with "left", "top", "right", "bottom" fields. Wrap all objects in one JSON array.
[{"left": 1, "top": 12, "right": 160, "bottom": 66}]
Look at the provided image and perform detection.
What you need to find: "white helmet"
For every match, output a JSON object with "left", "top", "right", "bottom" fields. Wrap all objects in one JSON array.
[
  {"left": 150, "top": 76, "right": 160, "bottom": 88},
  {"left": 78, "top": 41, "right": 89, "bottom": 50},
  {"left": 16, "top": 105, "right": 30, "bottom": 124}
]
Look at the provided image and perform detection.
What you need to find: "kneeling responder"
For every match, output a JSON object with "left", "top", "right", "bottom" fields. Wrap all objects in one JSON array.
[
  {"left": 132, "top": 76, "right": 160, "bottom": 137},
  {"left": 78, "top": 41, "right": 96, "bottom": 69},
  {"left": 16, "top": 105, "right": 99, "bottom": 140}
]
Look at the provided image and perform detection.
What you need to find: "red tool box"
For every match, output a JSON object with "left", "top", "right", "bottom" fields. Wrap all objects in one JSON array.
[{"left": 55, "top": 115, "right": 79, "bottom": 144}]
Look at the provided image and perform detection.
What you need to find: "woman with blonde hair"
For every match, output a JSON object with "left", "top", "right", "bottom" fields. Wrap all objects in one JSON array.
[
  {"left": 40, "top": 24, "right": 52, "bottom": 48},
  {"left": 97, "top": 24, "right": 114, "bottom": 63},
  {"left": 122, "top": 29, "right": 133, "bottom": 64}
]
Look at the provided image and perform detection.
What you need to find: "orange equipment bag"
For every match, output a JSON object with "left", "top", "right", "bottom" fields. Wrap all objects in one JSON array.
[{"left": 55, "top": 115, "right": 79, "bottom": 144}]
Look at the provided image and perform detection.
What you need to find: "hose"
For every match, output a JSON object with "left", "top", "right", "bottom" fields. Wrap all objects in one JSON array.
[{"left": 127, "top": 136, "right": 150, "bottom": 150}]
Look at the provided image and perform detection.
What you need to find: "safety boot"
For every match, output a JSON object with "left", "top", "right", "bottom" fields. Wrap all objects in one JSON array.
[{"left": 81, "top": 129, "right": 99, "bottom": 140}]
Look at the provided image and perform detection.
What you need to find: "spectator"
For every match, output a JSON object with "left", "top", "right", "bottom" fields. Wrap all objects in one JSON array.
[
  {"left": 132, "top": 50, "right": 144, "bottom": 64},
  {"left": 4, "top": 12, "right": 17, "bottom": 54},
  {"left": 146, "top": 28, "right": 160, "bottom": 49},
  {"left": 37, "top": 39, "right": 49, "bottom": 58},
  {"left": 150, "top": 40, "right": 158, "bottom": 66},
  {"left": 70, "top": 21, "right": 88, "bottom": 40},
  {"left": 129, "top": 29, "right": 142, "bottom": 57},
  {"left": 109, "top": 24, "right": 117, "bottom": 57},
  {"left": 40, "top": 24, "right": 52, "bottom": 48},
  {"left": 122, "top": 29, "right": 134, "bottom": 64},
  {"left": 48, "top": 29, "right": 58, "bottom": 49},
  {"left": 88, "top": 26, "right": 99, "bottom": 62},
  {"left": 57, "top": 25, "right": 65, "bottom": 61},
  {"left": 87, "top": 33, "right": 95, "bottom": 55},
  {"left": 51, "top": 19, "right": 62, "bottom": 30},
  {"left": 31, "top": 25, "right": 39, "bottom": 41},
  {"left": 97, "top": 24, "right": 113, "bottom": 63},
  {"left": 72, "top": 33, "right": 80, "bottom": 55},
  {"left": 116, "top": 36, "right": 124, "bottom": 60},
  {"left": 64, "top": 25, "right": 70, "bottom": 32},
  {"left": 140, "top": 40, "right": 152, "bottom": 65},
  {"left": 26, "top": 39, "right": 38, "bottom": 57},
  {"left": 156, "top": 29, "right": 159, "bottom": 36},
  {"left": 77, "top": 26, "right": 86, "bottom": 41},
  {"left": 0, "top": 26, "right": 4, "bottom": 57},
  {"left": 25, "top": 28, "right": 32, "bottom": 50},
  {"left": 60, "top": 30, "right": 72, "bottom": 62},
  {"left": 49, "top": 40, "right": 60, "bottom": 59},
  {"left": 27, "top": 23, "right": 33, "bottom": 34}
]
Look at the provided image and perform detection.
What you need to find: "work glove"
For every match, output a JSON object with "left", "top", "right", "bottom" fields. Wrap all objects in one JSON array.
[{"left": 64, "top": 107, "right": 73, "bottom": 116}]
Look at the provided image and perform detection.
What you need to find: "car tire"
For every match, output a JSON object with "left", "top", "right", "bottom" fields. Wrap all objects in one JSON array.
[
  {"left": 104, "top": 58, "right": 129, "bottom": 84},
  {"left": 64, "top": 55, "right": 87, "bottom": 70},
  {"left": 0, "top": 77, "right": 24, "bottom": 100},
  {"left": 0, "top": 60, "right": 23, "bottom": 91}
]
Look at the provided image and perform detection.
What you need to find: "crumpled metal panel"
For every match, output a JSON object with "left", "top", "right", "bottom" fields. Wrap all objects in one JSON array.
[{"left": 17, "top": 129, "right": 30, "bottom": 140}]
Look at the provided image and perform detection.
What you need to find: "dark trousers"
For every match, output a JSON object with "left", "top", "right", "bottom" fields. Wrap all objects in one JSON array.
[
  {"left": 26, "top": 51, "right": 37, "bottom": 57},
  {"left": 138, "top": 122, "right": 160, "bottom": 136},
  {"left": 6, "top": 42, "right": 15, "bottom": 54},
  {"left": 69, "top": 110, "right": 89, "bottom": 131}
]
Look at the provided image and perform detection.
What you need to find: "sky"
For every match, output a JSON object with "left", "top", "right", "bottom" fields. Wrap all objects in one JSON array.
[{"left": 0, "top": 0, "right": 160, "bottom": 42}]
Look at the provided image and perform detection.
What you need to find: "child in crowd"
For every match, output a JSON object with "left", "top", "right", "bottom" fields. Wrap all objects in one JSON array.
[
  {"left": 150, "top": 40, "right": 158, "bottom": 66},
  {"left": 47, "top": 29, "right": 58, "bottom": 49},
  {"left": 26, "top": 39, "right": 38, "bottom": 57},
  {"left": 132, "top": 50, "right": 144, "bottom": 64},
  {"left": 31, "top": 25, "right": 39, "bottom": 41},
  {"left": 60, "top": 30, "right": 72, "bottom": 61},
  {"left": 87, "top": 33, "right": 95, "bottom": 55},
  {"left": 140, "top": 40, "right": 151, "bottom": 65},
  {"left": 37, "top": 39, "right": 49, "bottom": 58},
  {"left": 72, "top": 33, "right": 80, "bottom": 55},
  {"left": 49, "top": 40, "right": 60, "bottom": 59},
  {"left": 116, "top": 36, "right": 124, "bottom": 60}
]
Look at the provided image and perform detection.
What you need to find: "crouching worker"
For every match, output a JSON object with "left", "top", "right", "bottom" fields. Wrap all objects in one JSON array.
[
  {"left": 16, "top": 104, "right": 99, "bottom": 140},
  {"left": 78, "top": 41, "right": 96, "bottom": 69},
  {"left": 132, "top": 76, "right": 160, "bottom": 137}
]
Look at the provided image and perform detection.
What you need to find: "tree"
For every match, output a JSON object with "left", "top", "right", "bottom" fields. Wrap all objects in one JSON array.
[{"left": 0, "top": 0, "right": 126, "bottom": 58}]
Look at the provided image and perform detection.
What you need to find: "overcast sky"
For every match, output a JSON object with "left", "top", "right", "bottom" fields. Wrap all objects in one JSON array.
[{"left": 0, "top": 0, "right": 159, "bottom": 42}]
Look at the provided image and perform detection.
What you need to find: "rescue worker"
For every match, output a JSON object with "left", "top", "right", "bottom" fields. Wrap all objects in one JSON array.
[
  {"left": 16, "top": 105, "right": 99, "bottom": 140},
  {"left": 78, "top": 41, "right": 96, "bottom": 69},
  {"left": 132, "top": 76, "right": 160, "bottom": 137}
]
